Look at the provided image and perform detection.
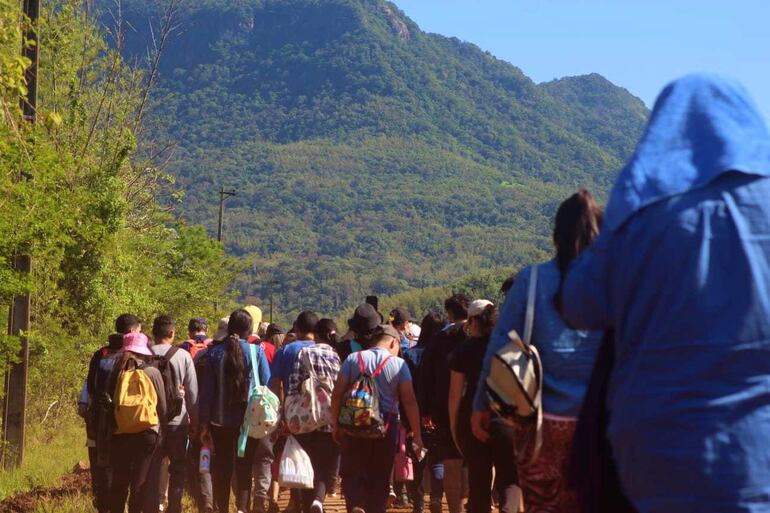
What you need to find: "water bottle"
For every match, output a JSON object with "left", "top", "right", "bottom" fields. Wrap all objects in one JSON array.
[{"left": 199, "top": 447, "right": 211, "bottom": 474}]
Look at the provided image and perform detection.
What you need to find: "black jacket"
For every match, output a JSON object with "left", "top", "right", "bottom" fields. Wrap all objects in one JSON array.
[
  {"left": 86, "top": 333, "right": 124, "bottom": 399},
  {"left": 417, "top": 323, "right": 466, "bottom": 431}
]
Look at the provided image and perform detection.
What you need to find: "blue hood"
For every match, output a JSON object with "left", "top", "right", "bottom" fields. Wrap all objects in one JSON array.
[{"left": 605, "top": 73, "right": 770, "bottom": 231}]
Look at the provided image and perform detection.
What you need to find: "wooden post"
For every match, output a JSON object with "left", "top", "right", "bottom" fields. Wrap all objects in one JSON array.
[{"left": 2, "top": 0, "right": 39, "bottom": 469}]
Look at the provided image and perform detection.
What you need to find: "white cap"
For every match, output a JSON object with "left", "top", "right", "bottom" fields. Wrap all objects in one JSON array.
[{"left": 468, "top": 299, "right": 494, "bottom": 318}]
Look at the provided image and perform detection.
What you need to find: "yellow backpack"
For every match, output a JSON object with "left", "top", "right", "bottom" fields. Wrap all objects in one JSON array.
[{"left": 113, "top": 357, "right": 159, "bottom": 434}]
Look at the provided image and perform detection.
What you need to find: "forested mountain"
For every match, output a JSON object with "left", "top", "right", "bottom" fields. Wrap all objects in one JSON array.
[{"left": 111, "top": 0, "right": 648, "bottom": 317}]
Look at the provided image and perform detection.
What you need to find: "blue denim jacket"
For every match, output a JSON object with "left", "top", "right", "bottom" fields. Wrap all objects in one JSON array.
[
  {"left": 473, "top": 259, "right": 602, "bottom": 417},
  {"left": 199, "top": 339, "right": 271, "bottom": 427}
]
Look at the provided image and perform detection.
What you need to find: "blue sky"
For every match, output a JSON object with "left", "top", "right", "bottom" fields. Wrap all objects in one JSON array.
[{"left": 395, "top": 0, "right": 770, "bottom": 121}]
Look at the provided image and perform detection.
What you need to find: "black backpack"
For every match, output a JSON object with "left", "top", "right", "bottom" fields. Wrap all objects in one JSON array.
[{"left": 149, "top": 346, "right": 184, "bottom": 422}]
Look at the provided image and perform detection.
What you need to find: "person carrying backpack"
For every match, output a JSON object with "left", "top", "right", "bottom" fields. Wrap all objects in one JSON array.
[
  {"left": 144, "top": 316, "right": 199, "bottom": 513},
  {"left": 86, "top": 313, "right": 143, "bottom": 513},
  {"left": 331, "top": 324, "right": 423, "bottom": 513},
  {"left": 107, "top": 331, "right": 167, "bottom": 513},
  {"left": 199, "top": 309, "right": 271, "bottom": 513},
  {"left": 242, "top": 305, "right": 277, "bottom": 513},
  {"left": 180, "top": 318, "right": 212, "bottom": 359},
  {"left": 271, "top": 311, "right": 341, "bottom": 513},
  {"left": 473, "top": 191, "right": 604, "bottom": 512}
]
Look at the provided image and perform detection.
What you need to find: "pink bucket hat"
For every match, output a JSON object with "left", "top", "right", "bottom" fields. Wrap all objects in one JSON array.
[{"left": 122, "top": 332, "right": 153, "bottom": 356}]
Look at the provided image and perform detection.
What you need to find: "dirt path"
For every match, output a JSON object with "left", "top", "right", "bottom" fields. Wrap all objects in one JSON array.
[
  {"left": 0, "top": 466, "right": 434, "bottom": 513},
  {"left": 0, "top": 465, "right": 91, "bottom": 513}
]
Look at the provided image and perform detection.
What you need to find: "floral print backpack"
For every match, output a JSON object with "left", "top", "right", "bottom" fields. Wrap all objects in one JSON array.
[{"left": 284, "top": 346, "right": 337, "bottom": 434}]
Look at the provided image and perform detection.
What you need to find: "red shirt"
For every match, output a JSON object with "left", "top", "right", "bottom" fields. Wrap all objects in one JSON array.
[{"left": 247, "top": 335, "right": 275, "bottom": 364}]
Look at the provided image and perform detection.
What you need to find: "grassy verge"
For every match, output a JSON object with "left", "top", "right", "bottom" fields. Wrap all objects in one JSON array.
[
  {"left": 0, "top": 417, "right": 88, "bottom": 500},
  {"left": 31, "top": 494, "right": 205, "bottom": 513},
  {"left": 32, "top": 494, "right": 93, "bottom": 513}
]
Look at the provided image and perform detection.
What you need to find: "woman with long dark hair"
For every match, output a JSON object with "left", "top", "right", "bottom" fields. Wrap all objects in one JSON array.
[
  {"left": 199, "top": 309, "right": 271, "bottom": 513},
  {"left": 471, "top": 190, "right": 604, "bottom": 512},
  {"left": 449, "top": 301, "right": 519, "bottom": 513}
]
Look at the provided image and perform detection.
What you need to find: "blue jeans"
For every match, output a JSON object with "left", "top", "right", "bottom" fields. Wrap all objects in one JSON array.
[
  {"left": 409, "top": 450, "right": 444, "bottom": 511},
  {"left": 341, "top": 417, "right": 399, "bottom": 513}
]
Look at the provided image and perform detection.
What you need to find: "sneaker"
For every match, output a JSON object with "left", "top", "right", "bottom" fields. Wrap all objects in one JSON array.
[
  {"left": 387, "top": 488, "right": 397, "bottom": 509},
  {"left": 394, "top": 493, "right": 411, "bottom": 509},
  {"left": 284, "top": 497, "right": 300, "bottom": 513},
  {"left": 310, "top": 500, "right": 324, "bottom": 513},
  {"left": 253, "top": 498, "right": 268, "bottom": 513},
  {"left": 330, "top": 475, "right": 341, "bottom": 498}
]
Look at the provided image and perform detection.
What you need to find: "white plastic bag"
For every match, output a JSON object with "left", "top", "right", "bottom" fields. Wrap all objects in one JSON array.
[{"left": 278, "top": 435, "right": 314, "bottom": 489}]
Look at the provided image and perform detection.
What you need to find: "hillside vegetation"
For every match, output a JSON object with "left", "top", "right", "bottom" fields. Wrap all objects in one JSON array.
[
  {"left": 0, "top": 0, "right": 235, "bottom": 439},
  {"left": 112, "top": 0, "right": 649, "bottom": 317}
]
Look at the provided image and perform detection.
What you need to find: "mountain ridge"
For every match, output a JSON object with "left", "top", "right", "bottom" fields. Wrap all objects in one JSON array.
[{"left": 109, "top": 0, "right": 649, "bottom": 316}]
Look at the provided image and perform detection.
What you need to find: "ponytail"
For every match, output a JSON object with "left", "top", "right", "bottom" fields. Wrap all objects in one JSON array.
[
  {"left": 316, "top": 318, "right": 339, "bottom": 347},
  {"left": 224, "top": 334, "right": 246, "bottom": 404},
  {"left": 224, "top": 309, "right": 253, "bottom": 405},
  {"left": 553, "top": 189, "right": 603, "bottom": 311}
]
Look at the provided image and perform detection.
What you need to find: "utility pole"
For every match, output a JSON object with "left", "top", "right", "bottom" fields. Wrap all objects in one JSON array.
[
  {"left": 217, "top": 186, "right": 236, "bottom": 243},
  {"left": 269, "top": 281, "right": 276, "bottom": 324},
  {"left": 3, "top": 0, "right": 40, "bottom": 469},
  {"left": 213, "top": 187, "right": 235, "bottom": 315}
]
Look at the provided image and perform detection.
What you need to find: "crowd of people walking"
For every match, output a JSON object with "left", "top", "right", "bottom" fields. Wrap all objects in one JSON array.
[{"left": 79, "top": 73, "right": 770, "bottom": 513}]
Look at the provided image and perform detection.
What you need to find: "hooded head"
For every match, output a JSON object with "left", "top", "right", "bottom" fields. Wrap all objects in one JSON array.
[{"left": 606, "top": 73, "right": 770, "bottom": 231}]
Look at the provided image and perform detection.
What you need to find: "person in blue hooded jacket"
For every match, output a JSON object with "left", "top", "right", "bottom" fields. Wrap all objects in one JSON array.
[{"left": 561, "top": 74, "right": 770, "bottom": 513}]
